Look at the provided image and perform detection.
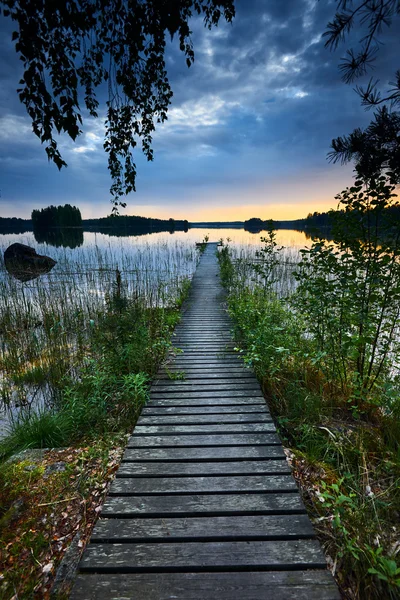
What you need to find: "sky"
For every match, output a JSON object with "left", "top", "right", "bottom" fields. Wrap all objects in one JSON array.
[{"left": 0, "top": 0, "right": 399, "bottom": 221}]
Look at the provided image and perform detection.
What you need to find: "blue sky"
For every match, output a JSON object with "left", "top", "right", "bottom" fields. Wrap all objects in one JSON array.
[{"left": 0, "top": 0, "right": 399, "bottom": 220}]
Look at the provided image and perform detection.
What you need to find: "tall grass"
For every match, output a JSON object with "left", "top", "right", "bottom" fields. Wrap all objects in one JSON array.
[
  {"left": 0, "top": 235, "right": 197, "bottom": 451},
  {"left": 218, "top": 226, "right": 400, "bottom": 600}
]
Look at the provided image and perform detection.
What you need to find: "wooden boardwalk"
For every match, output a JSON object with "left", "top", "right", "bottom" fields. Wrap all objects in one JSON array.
[{"left": 71, "top": 243, "right": 339, "bottom": 599}]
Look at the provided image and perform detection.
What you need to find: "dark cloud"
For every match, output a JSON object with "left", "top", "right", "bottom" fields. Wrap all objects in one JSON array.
[{"left": 0, "top": 0, "right": 399, "bottom": 218}]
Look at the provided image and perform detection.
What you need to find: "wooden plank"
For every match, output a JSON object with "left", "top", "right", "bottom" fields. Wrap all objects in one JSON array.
[
  {"left": 142, "top": 406, "right": 269, "bottom": 415},
  {"left": 126, "top": 433, "right": 281, "bottom": 447},
  {"left": 71, "top": 571, "right": 340, "bottom": 600},
  {"left": 137, "top": 414, "right": 272, "bottom": 424},
  {"left": 166, "top": 354, "right": 239, "bottom": 359},
  {"left": 162, "top": 365, "right": 247, "bottom": 371},
  {"left": 134, "top": 423, "right": 275, "bottom": 435},
  {"left": 173, "top": 331, "right": 232, "bottom": 335},
  {"left": 156, "top": 372, "right": 254, "bottom": 380},
  {"left": 117, "top": 460, "right": 290, "bottom": 477},
  {"left": 167, "top": 355, "right": 241, "bottom": 361},
  {"left": 100, "top": 492, "right": 304, "bottom": 518},
  {"left": 78, "top": 540, "right": 326, "bottom": 572},
  {"left": 171, "top": 351, "right": 237, "bottom": 355},
  {"left": 123, "top": 446, "right": 286, "bottom": 461},
  {"left": 174, "top": 338, "right": 234, "bottom": 343},
  {"left": 149, "top": 391, "right": 262, "bottom": 399},
  {"left": 146, "top": 403, "right": 265, "bottom": 410},
  {"left": 150, "top": 390, "right": 263, "bottom": 399},
  {"left": 109, "top": 474, "right": 297, "bottom": 495},
  {"left": 90, "top": 514, "right": 314, "bottom": 542},
  {"left": 165, "top": 362, "right": 245, "bottom": 369},
  {"left": 174, "top": 345, "right": 236, "bottom": 350},
  {"left": 148, "top": 395, "right": 265, "bottom": 403},
  {"left": 152, "top": 379, "right": 257, "bottom": 387}
]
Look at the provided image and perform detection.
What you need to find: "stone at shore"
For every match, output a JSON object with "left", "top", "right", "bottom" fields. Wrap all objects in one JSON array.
[{"left": 4, "top": 243, "right": 57, "bottom": 282}]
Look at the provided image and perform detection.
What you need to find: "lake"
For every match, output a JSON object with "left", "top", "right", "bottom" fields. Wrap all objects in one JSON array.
[{"left": 0, "top": 227, "right": 311, "bottom": 437}]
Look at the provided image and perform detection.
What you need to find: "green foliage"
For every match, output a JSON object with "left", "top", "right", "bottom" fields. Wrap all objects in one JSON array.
[
  {"left": 294, "top": 175, "right": 400, "bottom": 403},
  {"left": 252, "top": 221, "right": 283, "bottom": 287},
  {"left": 368, "top": 549, "right": 400, "bottom": 595},
  {"left": 218, "top": 243, "right": 235, "bottom": 287},
  {"left": 198, "top": 234, "right": 210, "bottom": 254},
  {"left": 219, "top": 232, "right": 400, "bottom": 599},
  {"left": 165, "top": 369, "right": 186, "bottom": 380},
  {"left": 229, "top": 287, "right": 304, "bottom": 383},
  {"left": 0, "top": 412, "right": 70, "bottom": 457},
  {"left": 0, "top": 269, "right": 187, "bottom": 458}
]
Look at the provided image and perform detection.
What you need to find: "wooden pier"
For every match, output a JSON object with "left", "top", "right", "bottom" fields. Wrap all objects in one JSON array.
[{"left": 71, "top": 243, "right": 339, "bottom": 599}]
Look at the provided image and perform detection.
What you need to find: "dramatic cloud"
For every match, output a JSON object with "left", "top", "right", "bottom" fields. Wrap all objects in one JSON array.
[{"left": 0, "top": 0, "right": 398, "bottom": 219}]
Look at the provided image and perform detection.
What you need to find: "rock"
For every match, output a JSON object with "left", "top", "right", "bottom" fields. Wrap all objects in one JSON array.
[
  {"left": 44, "top": 461, "right": 66, "bottom": 477},
  {"left": 6, "top": 448, "right": 49, "bottom": 464},
  {"left": 4, "top": 243, "right": 57, "bottom": 282},
  {"left": 50, "top": 533, "right": 83, "bottom": 599},
  {"left": 0, "top": 498, "right": 25, "bottom": 528}
]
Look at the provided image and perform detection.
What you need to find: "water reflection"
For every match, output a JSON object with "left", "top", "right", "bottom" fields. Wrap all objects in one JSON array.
[{"left": 33, "top": 227, "right": 84, "bottom": 249}]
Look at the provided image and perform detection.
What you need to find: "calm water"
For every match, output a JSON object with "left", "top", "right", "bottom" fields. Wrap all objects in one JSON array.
[
  {"left": 0, "top": 227, "right": 311, "bottom": 437},
  {"left": 0, "top": 227, "right": 311, "bottom": 252},
  {"left": 0, "top": 227, "right": 311, "bottom": 291}
]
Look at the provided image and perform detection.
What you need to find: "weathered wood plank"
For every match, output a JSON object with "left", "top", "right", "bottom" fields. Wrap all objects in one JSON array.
[
  {"left": 171, "top": 351, "right": 237, "bottom": 355},
  {"left": 71, "top": 571, "right": 340, "bottom": 600},
  {"left": 148, "top": 398, "right": 264, "bottom": 405},
  {"left": 123, "top": 446, "right": 286, "bottom": 461},
  {"left": 100, "top": 492, "right": 304, "bottom": 517},
  {"left": 142, "top": 406, "right": 269, "bottom": 415},
  {"left": 173, "top": 332, "right": 232, "bottom": 336},
  {"left": 156, "top": 372, "right": 255, "bottom": 380},
  {"left": 90, "top": 514, "right": 314, "bottom": 542},
  {"left": 172, "top": 345, "right": 235, "bottom": 349},
  {"left": 117, "top": 460, "right": 290, "bottom": 477},
  {"left": 152, "top": 380, "right": 258, "bottom": 390},
  {"left": 126, "top": 433, "right": 281, "bottom": 447},
  {"left": 161, "top": 365, "right": 247, "bottom": 372},
  {"left": 166, "top": 363, "right": 244, "bottom": 369},
  {"left": 149, "top": 392, "right": 265, "bottom": 400},
  {"left": 133, "top": 423, "right": 276, "bottom": 434},
  {"left": 137, "top": 414, "right": 272, "bottom": 424},
  {"left": 109, "top": 474, "right": 297, "bottom": 495},
  {"left": 150, "top": 384, "right": 261, "bottom": 394},
  {"left": 78, "top": 539, "right": 326, "bottom": 571}
]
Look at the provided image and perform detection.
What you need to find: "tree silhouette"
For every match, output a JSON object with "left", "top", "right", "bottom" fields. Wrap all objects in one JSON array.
[
  {"left": 324, "top": 0, "right": 400, "bottom": 106},
  {"left": 31, "top": 204, "right": 82, "bottom": 229},
  {"left": 324, "top": 1, "right": 400, "bottom": 181},
  {"left": 328, "top": 107, "right": 400, "bottom": 182},
  {"left": 0, "top": 1, "right": 234, "bottom": 208}
]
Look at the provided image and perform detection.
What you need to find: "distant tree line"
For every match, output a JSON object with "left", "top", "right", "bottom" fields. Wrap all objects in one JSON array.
[
  {"left": 245, "top": 203, "right": 400, "bottom": 237},
  {"left": 0, "top": 216, "right": 32, "bottom": 234},
  {"left": 31, "top": 205, "right": 82, "bottom": 229},
  {"left": 0, "top": 209, "right": 190, "bottom": 243}
]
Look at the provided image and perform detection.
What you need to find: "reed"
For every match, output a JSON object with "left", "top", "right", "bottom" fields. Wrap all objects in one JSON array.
[{"left": 0, "top": 235, "right": 198, "bottom": 450}]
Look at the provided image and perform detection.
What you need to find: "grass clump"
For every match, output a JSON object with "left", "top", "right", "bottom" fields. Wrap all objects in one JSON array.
[{"left": 0, "top": 287, "right": 188, "bottom": 459}]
